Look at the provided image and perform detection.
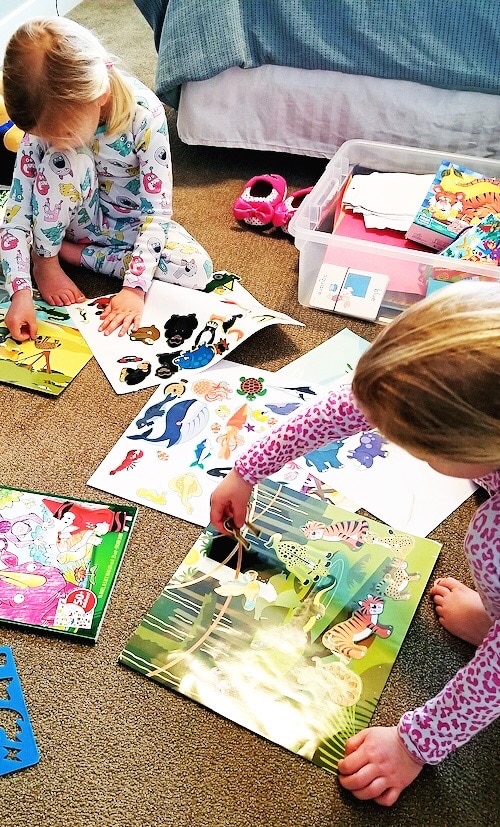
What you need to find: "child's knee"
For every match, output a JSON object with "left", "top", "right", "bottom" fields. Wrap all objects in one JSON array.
[{"left": 157, "top": 249, "right": 213, "bottom": 290}]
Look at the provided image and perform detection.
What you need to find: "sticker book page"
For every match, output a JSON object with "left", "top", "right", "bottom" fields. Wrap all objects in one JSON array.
[
  {"left": 120, "top": 480, "right": 441, "bottom": 775},
  {"left": 0, "top": 486, "right": 137, "bottom": 641},
  {"left": 272, "top": 374, "right": 475, "bottom": 537},
  {"left": 285, "top": 420, "right": 475, "bottom": 537},
  {"left": 0, "top": 300, "right": 92, "bottom": 396},
  {"left": 68, "top": 279, "right": 302, "bottom": 394},
  {"left": 87, "top": 365, "right": 322, "bottom": 525}
]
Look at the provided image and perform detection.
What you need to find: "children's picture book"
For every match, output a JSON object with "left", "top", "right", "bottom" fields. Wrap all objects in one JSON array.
[
  {"left": 441, "top": 212, "right": 500, "bottom": 265},
  {"left": 120, "top": 479, "right": 441, "bottom": 775},
  {"left": 0, "top": 300, "right": 93, "bottom": 396},
  {"left": 406, "top": 161, "right": 500, "bottom": 250},
  {"left": 0, "top": 646, "right": 40, "bottom": 776},
  {"left": 68, "top": 276, "right": 302, "bottom": 394},
  {"left": 0, "top": 486, "right": 137, "bottom": 641},
  {"left": 87, "top": 364, "right": 321, "bottom": 525}
]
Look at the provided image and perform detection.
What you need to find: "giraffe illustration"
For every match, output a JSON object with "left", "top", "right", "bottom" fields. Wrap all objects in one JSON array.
[{"left": 17, "top": 336, "right": 61, "bottom": 373}]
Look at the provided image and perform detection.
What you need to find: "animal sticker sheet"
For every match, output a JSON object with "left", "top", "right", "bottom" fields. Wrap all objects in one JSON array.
[
  {"left": 120, "top": 480, "right": 441, "bottom": 775},
  {"left": 0, "top": 300, "right": 92, "bottom": 396},
  {"left": 87, "top": 365, "right": 321, "bottom": 525},
  {"left": 296, "top": 429, "right": 476, "bottom": 536},
  {"left": 0, "top": 646, "right": 40, "bottom": 776},
  {"left": 0, "top": 486, "right": 137, "bottom": 641},
  {"left": 275, "top": 377, "right": 476, "bottom": 537},
  {"left": 68, "top": 277, "right": 302, "bottom": 394}
]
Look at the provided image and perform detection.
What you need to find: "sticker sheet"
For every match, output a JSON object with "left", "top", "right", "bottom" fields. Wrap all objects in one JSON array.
[
  {"left": 87, "top": 365, "right": 323, "bottom": 525},
  {"left": 68, "top": 277, "right": 302, "bottom": 394},
  {"left": 272, "top": 375, "right": 475, "bottom": 537},
  {"left": 120, "top": 480, "right": 441, "bottom": 775},
  {"left": 0, "top": 647, "right": 40, "bottom": 776},
  {"left": 0, "top": 300, "right": 92, "bottom": 396}
]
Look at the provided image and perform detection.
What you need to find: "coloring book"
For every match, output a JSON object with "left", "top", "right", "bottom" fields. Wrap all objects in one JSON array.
[
  {"left": 120, "top": 479, "right": 441, "bottom": 775},
  {"left": 68, "top": 276, "right": 302, "bottom": 394},
  {"left": 87, "top": 364, "right": 324, "bottom": 525},
  {"left": 0, "top": 300, "right": 92, "bottom": 396},
  {"left": 0, "top": 486, "right": 137, "bottom": 641}
]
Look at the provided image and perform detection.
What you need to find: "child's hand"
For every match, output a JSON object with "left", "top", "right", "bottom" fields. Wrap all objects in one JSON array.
[
  {"left": 98, "top": 286, "right": 145, "bottom": 336},
  {"left": 337, "top": 726, "right": 423, "bottom": 806},
  {"left": 210, "top": 468, "right": 254, "bottom": 534},
  {"left": 5, "top": 290, "right": 37, "bottom": 341}
]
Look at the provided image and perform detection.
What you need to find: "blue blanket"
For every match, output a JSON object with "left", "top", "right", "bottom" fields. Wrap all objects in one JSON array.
[{"left": 135, "top": 0, "right": 500, "bottom": 108}]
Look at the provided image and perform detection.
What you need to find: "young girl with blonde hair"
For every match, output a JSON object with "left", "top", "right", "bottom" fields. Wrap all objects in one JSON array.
[
  {"left": 0, "top": 17, "right": 212, "bottom": 341},
  {"left": 211, "top": 280, "right": 500, "bottom": 806}
]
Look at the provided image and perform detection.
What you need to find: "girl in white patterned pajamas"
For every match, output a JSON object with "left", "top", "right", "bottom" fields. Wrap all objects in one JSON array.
[
  {"left": 211, "top": 281, "right": 500, "bottom": 806},
  {"left": 0, "top": 18, "right": 212, "bottom": 342}
]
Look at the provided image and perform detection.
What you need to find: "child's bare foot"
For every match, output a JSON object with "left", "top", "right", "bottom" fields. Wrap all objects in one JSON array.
[
  {"left": 430, "top": 577, "right": 493, "bottom": 646},
  {"left": 33, "top": 253, "right": 86, "bottom": 306}
]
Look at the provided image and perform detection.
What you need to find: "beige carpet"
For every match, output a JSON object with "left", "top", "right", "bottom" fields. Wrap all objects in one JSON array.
[{"left": 2, "top": 2, "right": 498, "bottom": 825}]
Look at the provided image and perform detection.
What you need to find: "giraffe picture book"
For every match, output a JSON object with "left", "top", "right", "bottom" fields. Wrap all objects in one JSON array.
[
  {"left": 0, "top": 300, "right": 92, "bottom": 396},
  {"left": 0, "top": 486, "right": 137, "bottom": 641},
  {"left": 120, "top": 480, "right": 441, "bottom": 775}
]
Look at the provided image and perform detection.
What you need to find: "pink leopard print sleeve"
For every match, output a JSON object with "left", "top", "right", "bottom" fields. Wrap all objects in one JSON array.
[
  {"left": 398, "top": 483, "right": 500, "bottom": 764},
  {"left": 234, "top": 385, "right": 370, "bottom": 484}
]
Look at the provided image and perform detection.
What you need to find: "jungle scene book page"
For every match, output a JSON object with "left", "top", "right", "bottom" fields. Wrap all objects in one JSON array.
[
  {"left": 120, "top": 480, "right": 441, "bottom": 774},
  {"left": 0, "top": 300, "right": 93, "bottom": 396},
  {"left": 0, "top": 486, "right": 137, "bottom": 641}
]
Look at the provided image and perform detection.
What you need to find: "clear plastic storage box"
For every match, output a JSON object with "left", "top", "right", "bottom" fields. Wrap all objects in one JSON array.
[{"left": 289, "top": 140, "right": 500, "bottom": 321}]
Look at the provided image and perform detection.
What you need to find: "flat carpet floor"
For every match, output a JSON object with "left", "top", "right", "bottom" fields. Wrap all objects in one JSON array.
[{"left": 1, "top": 2, "right": 498, "bottom": 826}]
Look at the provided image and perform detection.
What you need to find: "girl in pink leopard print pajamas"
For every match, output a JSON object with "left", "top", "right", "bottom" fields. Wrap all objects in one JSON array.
[{"left": 211, "top": 280, "right": 500, "bottom": 807}]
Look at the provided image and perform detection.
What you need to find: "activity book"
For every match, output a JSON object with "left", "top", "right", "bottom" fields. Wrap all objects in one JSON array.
[
  {"left": 120, "top": 479, "right": 441, "bottom": 775},
  {"left": 0, "top": 486, "right": 136, "bottom": 641},
  {"left": 0, "top": 299, "right": 92, "bottom": 396}
]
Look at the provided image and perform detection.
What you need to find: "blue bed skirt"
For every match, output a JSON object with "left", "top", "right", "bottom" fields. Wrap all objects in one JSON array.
[{"left": 134, "top": 0, "right": 500, "bottom": 108}]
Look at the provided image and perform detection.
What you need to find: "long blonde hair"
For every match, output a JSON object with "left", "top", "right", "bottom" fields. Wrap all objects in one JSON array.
[
  {"left": 2, "top": 17, "right": 135, "bottom": 138},
  {"left": 352, "top": 281, "right": 500, "bottom": 463}
]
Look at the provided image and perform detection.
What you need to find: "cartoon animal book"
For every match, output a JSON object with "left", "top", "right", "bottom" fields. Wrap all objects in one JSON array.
[
  {"left": 0, "top": 486, "right": 136, "bottom": 641},
  {"left": 68, "top": 276, "right": 302, "bottom": 394},
  {"left": 120, "top": 480, "right": 441, "bottom": 775},
  {"left": 0, "top": 299, "right": 92, "bottom": 396}
]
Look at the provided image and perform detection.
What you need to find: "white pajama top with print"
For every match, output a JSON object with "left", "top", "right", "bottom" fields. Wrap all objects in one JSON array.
[
  {"left": 234, "top": 385, "right": 500, "bottom": 765},
  {"left": 0, "top": 78, "right": 211, "bottom": 295}
]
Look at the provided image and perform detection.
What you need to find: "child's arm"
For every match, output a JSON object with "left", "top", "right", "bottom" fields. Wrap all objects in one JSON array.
[
  {"left": 210, "top": 385, "right": 371, "bottom": 533},
  {"left": 5, "top": 289, "right": 37, "bottom": 341},
  {"left": 121, "top": 87, "right": 173, "bottom": 297},
  {"left": 1, "top": 135, "right": 37, "bottom": 300}
]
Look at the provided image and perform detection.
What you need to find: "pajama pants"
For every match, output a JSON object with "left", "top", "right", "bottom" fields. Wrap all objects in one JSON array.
[{"left": 23, "top": 139, "right": 212, "bottom": 290}]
